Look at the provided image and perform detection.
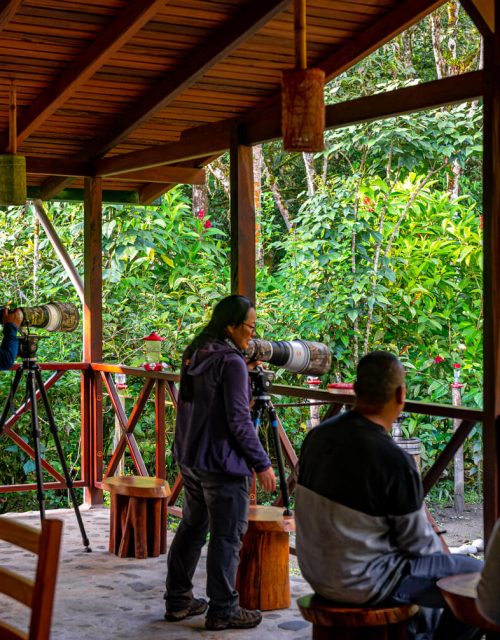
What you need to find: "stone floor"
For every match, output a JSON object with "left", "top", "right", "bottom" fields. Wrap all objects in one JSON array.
[{"left": 0, "top": 506, "right": 312, "bottom": 640}]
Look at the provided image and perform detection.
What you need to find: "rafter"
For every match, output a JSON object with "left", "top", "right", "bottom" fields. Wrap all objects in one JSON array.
[
  {"left": 1, "top": 0, "right": 168, "bottom": 151},
  {"left": 0, "top": 0, "right": 21, "bottom": 30},
  {"left": 95, "top": 71, "right": 484, "bottom": 176}
]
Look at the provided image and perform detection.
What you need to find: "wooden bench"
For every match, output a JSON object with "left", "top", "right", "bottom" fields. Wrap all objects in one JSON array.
[
  {"left": 102, "top": 476, "right": 171, "bottom": 559},
  {"left": 437, "top": 571, "right": 500, "bottom": 638},
  {"left": 235, "top": 505, "right": 295, "bottom": 611},
  {"left": 297, "top": 593, "right": 419, "bottom": 639}
]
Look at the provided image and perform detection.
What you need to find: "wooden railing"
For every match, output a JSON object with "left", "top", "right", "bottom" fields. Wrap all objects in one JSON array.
[{"left": 0, "top": 362, "right": 485, "bottom": 513}]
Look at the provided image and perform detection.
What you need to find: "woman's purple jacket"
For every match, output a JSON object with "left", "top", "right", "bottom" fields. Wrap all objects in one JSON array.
[{"left": 173, "top": 339, "right": 271, "bottom": 477}]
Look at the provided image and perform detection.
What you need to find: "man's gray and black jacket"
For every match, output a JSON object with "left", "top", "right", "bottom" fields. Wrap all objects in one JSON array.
[{"left": 295, "top": 410, "right": 442, "bottom": 605}]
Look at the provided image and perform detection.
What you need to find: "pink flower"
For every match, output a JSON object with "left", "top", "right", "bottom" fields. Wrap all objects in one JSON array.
[
  {"left": 452, "top": 363, "right": 461, "bottom": 369},
  {"left": 204, "top": 219, "right": 212, "bottom": 229},
  {"left": 196, "top": 209, "right": 205, "bottom": 220},
  {"left": 433, "top": 356, "right": 445, "bottom": 364}
]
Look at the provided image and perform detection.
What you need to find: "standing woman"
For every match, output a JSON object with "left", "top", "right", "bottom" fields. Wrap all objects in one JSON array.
[{"left": 164, "top": 295, "right": 276, "bottom": 630}]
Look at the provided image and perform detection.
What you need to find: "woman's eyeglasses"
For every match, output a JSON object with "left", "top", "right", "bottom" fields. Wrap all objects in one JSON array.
[{"left": 242, "top": 322, "right": 256, "bottom": 334}]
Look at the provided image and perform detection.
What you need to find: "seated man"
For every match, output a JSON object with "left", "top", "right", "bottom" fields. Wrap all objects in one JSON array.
[
  {"left": 0, "top": 307, "right": 22, "bottom": 370},
  {"left": 477, "top": 517, "right": 500, "bottom": 627},
  {"left": 295, "top": 350, "right": 482, "bottom": 640}
]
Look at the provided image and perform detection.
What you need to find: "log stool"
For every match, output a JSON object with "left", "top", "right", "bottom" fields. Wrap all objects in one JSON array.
[
  {"left": 437, "top": 572, "right": 500, "bottom": 638},
  {"left": 297, "top": 593, "right": 419, "bottom": 639},
  {"left": 236, "top": 505, "right": 294, "bottom": 611},
  {"left": 103, "top": 476, "right": 171, "bottom": 559}
]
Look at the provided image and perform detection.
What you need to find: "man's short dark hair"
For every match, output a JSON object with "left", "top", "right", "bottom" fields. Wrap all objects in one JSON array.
[{"left": 354, "top": 351, "right": 404, "bottom": 408}]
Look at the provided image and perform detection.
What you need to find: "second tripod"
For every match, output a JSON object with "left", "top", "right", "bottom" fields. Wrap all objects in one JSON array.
[{"left": 0, "top": 334, "right": 91, "bottom": 551}]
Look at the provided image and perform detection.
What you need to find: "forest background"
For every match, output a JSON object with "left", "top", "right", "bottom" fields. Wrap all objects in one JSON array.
[{"left": 0, "top": 2, "right": 484, "bottom": 512}]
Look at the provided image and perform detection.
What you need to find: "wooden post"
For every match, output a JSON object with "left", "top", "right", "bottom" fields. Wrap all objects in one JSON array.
[
  {"left": 230, "top": 129, "right": 256, "bottom": 303},
  {"left": 83, "top": 176, "right": 103, "bottom": 506},
  {"left": 482, "top": 2, "right": 500, "bottom": 541},
  {"left": 451, "top": 369, "right": 465, "bottom": 515}
]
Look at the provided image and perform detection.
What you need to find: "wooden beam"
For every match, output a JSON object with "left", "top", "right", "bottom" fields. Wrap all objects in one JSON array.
[
  {"left": 31, "top": 199, "right": 84, "bottom": 302},
  {"left": 27, "top": 186, "right": 140, "bottom": 204},
  {"left": 95, "top": 71, "right": 484, "bottom": 175},
  {"left": 95, "top": 125, "right": 230, "bottom": 176},
  {"left": 83, "top": 177, "right": 103, "bottom": 504},
  {"left": 244, "top": 72, "right": 484, "bottom": 146},
  {"left": 105, "top": 166, "right": 205, "bottom": 185},
  {"left": 482, "top": 3, "right": 500, "bottom": 541},
  {"left": 2, "top": 0, "right": 168, "bottom": 150},
  {"left": 0, "top": 0, "right": 21, "bottom": 30},
  {"left": 26, "top": 157, "right": 91, "bottom": 177},
  {"left": 139, "top": 183, "right": 175, "bottom": 206},
  {"left": 461, "top": 0, "right": 495, "bottom": 35},
  {"left": 230, "top": 130, "right": 256, "bottom": 302}
]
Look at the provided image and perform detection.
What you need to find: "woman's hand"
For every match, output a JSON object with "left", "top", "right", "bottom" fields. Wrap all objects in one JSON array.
[
  {"left": 246, "top": 359, "right": 262, "bottom": 371},
  {"left": 256, "top": 466, "right": 276, "bottom": 492}
]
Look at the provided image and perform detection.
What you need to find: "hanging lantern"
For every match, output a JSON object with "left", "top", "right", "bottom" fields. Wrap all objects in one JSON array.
[
  {"left": 0, "top": 84, "right": 27, "bottom": 206},
  {"left": 281, "top": 0, "right": 325, "bottom": 152}
]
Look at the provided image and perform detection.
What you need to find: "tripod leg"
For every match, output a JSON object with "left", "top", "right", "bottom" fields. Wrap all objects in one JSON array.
[
  {"left": 26, "top": 370, "right": 46, "bottom": 523},
  {"left": 267, "top": 404, "right": 292, "bottom": 515},
  {"left": 35, "top": 368, "right": 91, "bottom": 551},
  {"left": 0, "top": 366, "right": 24, "bottom": 433}
]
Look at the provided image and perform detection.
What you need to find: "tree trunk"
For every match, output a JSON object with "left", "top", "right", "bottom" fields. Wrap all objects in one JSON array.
[
  {"left": 303, "top": 152, "right": 317, "bottom": 196},
  {"left": 263, "top": 159, "right": 292, "bottom": 231},
  {"left": 192, "top": 184, "right": 208, "bottom": 217}
]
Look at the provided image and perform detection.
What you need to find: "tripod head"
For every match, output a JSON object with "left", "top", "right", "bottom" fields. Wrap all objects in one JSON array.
[
  {"left": 17, "top": 333, "right": 45, "bottom": 361},
  {"left": 249, "top": 365, "right": 275, "bottom": 403}
]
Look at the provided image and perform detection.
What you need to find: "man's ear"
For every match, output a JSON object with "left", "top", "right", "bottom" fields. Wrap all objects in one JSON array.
[{"left": 395, "top": 385, "right": 405, "bottom": 405}]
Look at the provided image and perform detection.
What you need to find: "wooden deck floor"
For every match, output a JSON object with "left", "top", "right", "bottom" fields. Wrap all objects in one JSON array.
[{"left": 0, "top": 506, "right": 312, "bottom": 640}]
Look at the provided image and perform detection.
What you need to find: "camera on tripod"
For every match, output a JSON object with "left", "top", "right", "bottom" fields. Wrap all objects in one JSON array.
[
  {"left": 245, "top": 338, "right": 331, "bottom": 376},
  {"left": 1, "top": 301, "right": 80, "bottom": 334}
]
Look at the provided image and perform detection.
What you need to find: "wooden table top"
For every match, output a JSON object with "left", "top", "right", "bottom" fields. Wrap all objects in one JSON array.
[
  {"left": 247, "top": 505, "right": 295, "bottom": 532},
  {"left": 102, "top": 475, "right": 171, "bottom": 498}
]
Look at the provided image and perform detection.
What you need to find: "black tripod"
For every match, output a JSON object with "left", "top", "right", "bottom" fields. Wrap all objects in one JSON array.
[
  {"left": 0, "top": 334, "right": 91, "bottom": 551},
  {"left": 250, "top": 366, "right": 291, "bottom": 515}
]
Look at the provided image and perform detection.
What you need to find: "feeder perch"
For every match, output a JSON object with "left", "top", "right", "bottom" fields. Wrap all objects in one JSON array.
[
  {"left": 281, "top": 0, "right": 325, "bottom": 152},
  {"left": 0, "top": 84, "right": 27, "bottom": 206}
]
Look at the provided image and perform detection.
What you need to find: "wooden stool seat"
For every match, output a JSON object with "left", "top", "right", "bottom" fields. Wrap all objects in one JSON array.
[
  {"left": 236, "top": 505, "right": 294, "bottom": 611},
  {"left": 437, "top": 572, "right": 500, "bottom": 636},
  {"left": 103, "top": 476, "right": 171, "bottom": 559},
  {"left": 297, "top": 593, "right": 419, "bottom": 639}
]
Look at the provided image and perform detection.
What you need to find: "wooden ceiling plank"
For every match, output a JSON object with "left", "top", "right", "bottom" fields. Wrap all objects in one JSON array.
[
  {"left": 7, "top": 0, "right": 169, "bottom": 149},
  {"left": 79, "top": 0, "right": 293, "bottom": 159}
]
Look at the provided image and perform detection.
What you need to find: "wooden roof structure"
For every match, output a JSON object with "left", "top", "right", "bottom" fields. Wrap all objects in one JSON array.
[
  {"left": 1, "top": 0, "right": 500, "bottom": 544},
  {"left": 0, "top": 0, "right": 478, "bottom": 204}
]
